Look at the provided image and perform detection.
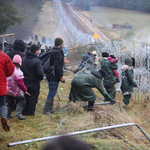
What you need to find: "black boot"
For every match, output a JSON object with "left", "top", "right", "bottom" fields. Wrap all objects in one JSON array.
[
  {"left": 88, "top": 101, "right": 94, "bottom": 112},
  {"left": 43, "top": 100, "right": 53, "bottom": 115},
  {"left": 14, "top": 104, "right": 26, "bottom": 120}
]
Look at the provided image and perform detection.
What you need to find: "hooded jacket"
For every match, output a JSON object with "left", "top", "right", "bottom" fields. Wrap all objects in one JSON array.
[
  {"left": 7, "top": 40, "right": 26, "bottom": 60},
  {"left": 121, "top": 65, "right": 137, "bottom": 94},
  {"left": 69, "top": 71, "right": 112, "bottom": 102},
  {"left": 21, "top": 52, "right": 43, "bottom": 85}
]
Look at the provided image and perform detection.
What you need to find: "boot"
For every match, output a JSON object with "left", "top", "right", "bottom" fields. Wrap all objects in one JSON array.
[
  {"left": 1, "top": 118, "right": 10, "bottom": 132},
  {"left": 14, "top": 104, "right": 26, "bottom": 120},
  {"left": 7, "top": 108, "right": 13, "bottom": 119},
  {"left": 43, "top": 100, "right": 53, "bottom": 115},
  {"left": 0, "top": 105, "right": 10, "bottom": 132},
  {"left": 88, "top": 101, "right": 94, "bottom": 112}
]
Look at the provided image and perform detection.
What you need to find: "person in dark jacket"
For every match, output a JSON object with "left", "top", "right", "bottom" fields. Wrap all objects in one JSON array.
[
  {"left": 21, "top": 45, "right": 43, "bottom": 116},
  {"left": 4, "top": 42, "right": 9, "bottom": 53},
  {"left": 8, "top": 44, "right": 13, "bottom": 53},
  {"left": 74, "top": 52, "right": 96, "bottom": 73},
  {"left": 7, "top": 39, "right": 26, "bottom": 60},
  {"left": 43, "top": 38, "right": 66, "bottom": 115},
  {"left": 0, "top": 51, "right": 15, "bottom": 132}
]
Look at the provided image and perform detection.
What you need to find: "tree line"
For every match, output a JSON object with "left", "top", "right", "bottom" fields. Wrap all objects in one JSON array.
[
  {"left": 94, "top": 0, "right": 150, "bottom": 13},
  {"left": 62, "top": 0, "right": 150, "bottom": 13},
  {"left": 0, "top": 0, "right": 46, "bottom": 36}
]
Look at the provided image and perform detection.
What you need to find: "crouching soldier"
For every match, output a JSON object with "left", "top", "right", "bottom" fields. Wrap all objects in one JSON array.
[
  {"left": 69, "top": 70, "right": 116, "bottom": 112},
  {"left": 120, "top": 58, "right": 139, "bottom": 105}
]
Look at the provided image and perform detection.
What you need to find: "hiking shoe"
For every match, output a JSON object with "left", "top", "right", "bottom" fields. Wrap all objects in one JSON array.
[{"left": 1, "top": 118, "right": 10, "bottom": 132}]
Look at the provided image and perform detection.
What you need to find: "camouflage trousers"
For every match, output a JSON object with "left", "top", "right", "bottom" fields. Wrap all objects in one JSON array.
[
  {"left": 123, "top": 95, "right": 131, "bottom": 105},
  {"left": 104, "top": 84, "right": 116, "bottom": 102}
]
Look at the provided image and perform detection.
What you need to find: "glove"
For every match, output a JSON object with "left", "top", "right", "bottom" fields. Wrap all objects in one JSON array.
[{"left": 110, "top": 99, "right": 116, "bottom": 105}]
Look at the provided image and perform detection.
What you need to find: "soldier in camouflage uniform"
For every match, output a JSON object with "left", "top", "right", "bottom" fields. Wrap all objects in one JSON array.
[
  {"left": 121, "top": 58, "right": 139, "bottom": 105},
  {"left": 100, "top": 52, "right": 118, "bottom": 102},
  {"left": 69, "top": 70, "right": 116, "bottom": 111}
]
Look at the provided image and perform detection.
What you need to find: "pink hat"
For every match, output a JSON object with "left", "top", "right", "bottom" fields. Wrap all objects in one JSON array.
[{"left": 13, "top": 55, "right": 22, "bottom": 66}]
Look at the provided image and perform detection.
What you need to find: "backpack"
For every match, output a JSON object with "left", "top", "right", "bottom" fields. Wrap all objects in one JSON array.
[
  {"left": 116, "top": 68, "right": 129, "bottom": 92},
  {"left": 39, "top": 49, "right": 61, "bottom": 76}
]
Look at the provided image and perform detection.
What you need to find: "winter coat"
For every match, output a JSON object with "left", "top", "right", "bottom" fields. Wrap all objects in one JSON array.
[
  {"left": 21, "top": 52, "right": 44, "bottom": 85},
  {"left": 7, "top": 40, "right": 26, "bottom": 60},
  {"left": 46, "top": 46, "right": 64, "bottom": 82},
  {"left": 6, "top": 67, "right": 27, "bottom": 97},
  {"left": 0, "top": 51, "right": 15, "bottom": 96},
  {"left": 69, "top": 71, "right": 112, "bottom": 102},
  {"left": 121, "top": 65, "right": 137, "bottom": 95},
  {"left": 101, "top": 58, "right": 118, "bottom": 85}
]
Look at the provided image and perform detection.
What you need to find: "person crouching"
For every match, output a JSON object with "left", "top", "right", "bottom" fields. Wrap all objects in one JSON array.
[{"left": 69, "top": 70, "right": 116, "bottom": 112}]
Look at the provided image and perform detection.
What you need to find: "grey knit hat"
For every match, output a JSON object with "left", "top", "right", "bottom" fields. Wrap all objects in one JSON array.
[{"left": 125, "top": 58, "right": 132, "bottom": 67}]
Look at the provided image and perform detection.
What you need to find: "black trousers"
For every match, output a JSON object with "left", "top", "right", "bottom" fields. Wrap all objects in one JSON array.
[
  {"left": 22, "top": 84, "right": 40, "bottom": 116},
  {"left": 7, "top": 95, "right": 26, "bottom": 110}
]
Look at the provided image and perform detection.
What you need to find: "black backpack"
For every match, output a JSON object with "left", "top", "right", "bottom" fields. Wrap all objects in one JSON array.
[{"left": 39, "top": 49, "right": 61, "bottom": 76}]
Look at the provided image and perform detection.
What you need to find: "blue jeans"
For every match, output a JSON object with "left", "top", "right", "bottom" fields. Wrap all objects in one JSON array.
[
  {"left": 0, "top": 95, "right": 7, "bottom": 119},
  {"left": 0, "top": 95, "right": 6, "bottom": 106},
  {"left": 47, "top": 81, "right": 59, "bottom": 101}
]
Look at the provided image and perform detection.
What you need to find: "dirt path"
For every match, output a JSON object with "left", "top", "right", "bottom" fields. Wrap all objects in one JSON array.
[
  {"left": 63, "top": 3, "right": 89, "bottom": 34},
  {"left": 65, "top": 4, "right": 109, "bottom": 42}
]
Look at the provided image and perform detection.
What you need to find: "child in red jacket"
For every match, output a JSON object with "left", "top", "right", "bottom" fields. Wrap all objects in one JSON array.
[{"left": 107, "top": 55, "right": 119, "bottom": 82}]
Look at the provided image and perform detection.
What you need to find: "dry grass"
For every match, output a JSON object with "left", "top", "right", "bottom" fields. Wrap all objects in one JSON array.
[
  {"left": 0, "top": 71, "right": 150, "bottom": 149},
  {"left": 89, "top": 6, "right": 150, "bottom": 39}
]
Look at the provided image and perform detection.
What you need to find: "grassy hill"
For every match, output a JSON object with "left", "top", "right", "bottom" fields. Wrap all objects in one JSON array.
[
  {"left": 1, "top": 2, "right": 150, "bottom": 150},
  {"left": 89, "top": 7, "right": 150, "bottom": 39},
  {"left": 0, "top": 71, "right": 150, "bottom": 149},
  {"left": 32, "top": 1, "right": 63, "bottom": 44}
]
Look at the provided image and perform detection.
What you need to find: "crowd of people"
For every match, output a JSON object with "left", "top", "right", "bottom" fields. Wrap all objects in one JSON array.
[{"left": 0, "top": 37, "right": 139, "bottom": 136}]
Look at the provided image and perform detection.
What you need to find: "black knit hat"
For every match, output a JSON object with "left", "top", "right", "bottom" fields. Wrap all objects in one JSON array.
[
  {"left": 14, "top": 39, "right": 26, "bottom": 52},
  {"left": 109, "top": 55, "right": 115, "bottom": 59},
  {"left": 55, "top": 38, "right": 63, "bottom": 46},
  {"left": 99, "top": 69, "right": 105, "bottom": 77},
  {"left": 102, "top": 52, "right": 109, "bottom": 57}
]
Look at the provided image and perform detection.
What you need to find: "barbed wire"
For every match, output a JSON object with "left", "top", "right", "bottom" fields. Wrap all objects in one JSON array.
[{"left": 53, "top": 0, "right": 93, "bottom": 45}]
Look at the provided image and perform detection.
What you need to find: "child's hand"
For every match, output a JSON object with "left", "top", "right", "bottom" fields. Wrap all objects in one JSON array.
[
  {"left": 137, "top": 85, "right": 140, "bottom": 89},
  {"left": 115, "top": 57, "right": 119, "bottom": 61},
  {"left": 24, "top": 91, "right": 31, "bottom": 96}
]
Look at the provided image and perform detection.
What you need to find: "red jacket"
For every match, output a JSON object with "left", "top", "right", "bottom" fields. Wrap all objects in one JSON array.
[{"left": 0, "top": 51, "right": 15, "bottom": 96}]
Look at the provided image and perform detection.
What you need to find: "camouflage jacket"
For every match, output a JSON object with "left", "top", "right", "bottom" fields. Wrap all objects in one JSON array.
[
  {"left": 69, "top": 71, "right": 112, "bottom": 102},
  {"left": 121, "top": 65, "right": 137, "bottom": 93},
  {"left": 101, "top": 58, "right": 118, "bottom": 84}
]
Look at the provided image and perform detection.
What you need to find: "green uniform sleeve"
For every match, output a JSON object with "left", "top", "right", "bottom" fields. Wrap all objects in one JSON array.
[
  {"left": 96, "top": 80, "right": 112, "bottom": 101},
  {"left": 127, "top": 71, "right": 137, "bottom": 87}
]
